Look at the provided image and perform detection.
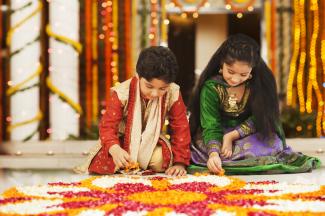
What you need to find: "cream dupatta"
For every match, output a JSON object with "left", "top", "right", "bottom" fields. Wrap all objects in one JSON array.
[{"left": 128, "top": 77, "right": 162, "bottom": 169}]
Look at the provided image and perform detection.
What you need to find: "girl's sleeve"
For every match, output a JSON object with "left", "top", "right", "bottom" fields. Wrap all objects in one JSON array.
[
  {"left": 235, "top": 116, "right": 256, "bottom": 138},
  {"left": 99, "top": 91, "right": 123, "bottom": 153},
  {"left": 200, "top": 82, "right": 223, "bottom": 155},
  {"left": 168, "top": 93, "right": 191, "bottom": 166},
  {"left": 235, "top": 116, "right": 287, "bottom": 148}
]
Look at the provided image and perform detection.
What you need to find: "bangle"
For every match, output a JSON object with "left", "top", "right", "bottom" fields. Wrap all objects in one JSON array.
[{"left": 209, "top": 152, "right": 219, "bottom": 157}]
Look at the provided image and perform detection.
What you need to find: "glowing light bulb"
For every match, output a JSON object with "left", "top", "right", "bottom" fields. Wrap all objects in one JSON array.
[{"left": 192, "top": 12, "right": 199, "bottom": 18}]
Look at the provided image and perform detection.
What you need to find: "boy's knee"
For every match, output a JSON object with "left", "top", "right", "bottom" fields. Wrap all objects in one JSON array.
[{"left": 148, "top": 145, "right": 165, "bottom": 172}]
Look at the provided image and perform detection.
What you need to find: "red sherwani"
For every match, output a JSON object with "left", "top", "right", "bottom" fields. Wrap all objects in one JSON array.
[{"left": 89, "top": 77, "right": 191, "bottom": 174}]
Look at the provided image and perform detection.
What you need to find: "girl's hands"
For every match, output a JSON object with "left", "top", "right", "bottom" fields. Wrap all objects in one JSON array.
[
  {"left": 207, "top": 152, "right": 223, "bottom": 174},
  {"left": 109, "top": 144, "right": 130, "bottom": 170},
  {"left": 221, "top": 130, "right": 240, "bottom": 159},
  {"left": 165, "top": 163, "right": 187, "bottom": 176},
  {"left": 221, "top": 136, "right": 233, "bottom": 158}
]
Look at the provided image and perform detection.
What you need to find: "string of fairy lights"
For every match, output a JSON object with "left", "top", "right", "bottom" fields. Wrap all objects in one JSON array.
[{"left": 224, "top": 0, "right": 255, "bottom": 18}]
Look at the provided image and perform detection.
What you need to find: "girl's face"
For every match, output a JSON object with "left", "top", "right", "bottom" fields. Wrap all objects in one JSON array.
[
  {"left": 222, "top": 61, "right": 252, "bottom": 87},
  {"left": 139, "top": 77, "right": 170, "bottom": 100}
]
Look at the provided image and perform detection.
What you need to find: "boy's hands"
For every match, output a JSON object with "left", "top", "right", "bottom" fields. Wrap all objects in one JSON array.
[
  {"left": 165, "top": 163, "right": 186, "bottom": 176},
  {"left": 109, "top": 144, "right": 130, "bottom": 170},
  {"left": 207, "top": 152, "right": 223, "bottom": 174}
]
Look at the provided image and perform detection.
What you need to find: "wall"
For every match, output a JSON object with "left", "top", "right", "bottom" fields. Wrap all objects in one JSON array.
[{"left": 195, "top": 14, "right": 227, "bottom": 77}]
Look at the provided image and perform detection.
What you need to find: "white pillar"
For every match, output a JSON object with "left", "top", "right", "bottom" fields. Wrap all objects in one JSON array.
[
  {"left": 49, "top": 0, "right": 80, "bottom": 140},
  {"left": 9, "top": 0, "right": 42, "bottom": 141}
]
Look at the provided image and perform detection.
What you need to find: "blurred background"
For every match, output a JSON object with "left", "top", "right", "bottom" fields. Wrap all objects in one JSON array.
[{"left": 0, "top": 0, "right": 325, "bottom": 144}]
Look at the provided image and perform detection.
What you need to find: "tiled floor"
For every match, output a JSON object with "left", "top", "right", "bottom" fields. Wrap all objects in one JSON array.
[{"left": 1, "top": 166, "right": 325, "bottom": 194}]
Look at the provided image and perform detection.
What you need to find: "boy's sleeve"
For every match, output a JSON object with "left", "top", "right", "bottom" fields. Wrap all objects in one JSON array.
[
  {"left": 99, "top": 91, "right": 123, "bottom": 153},
  {"left": 168, "top": 93, "right": 191, "bottom": 166},
  {"left": 200, "top": 82, "right": 223, "bottom": 155}
]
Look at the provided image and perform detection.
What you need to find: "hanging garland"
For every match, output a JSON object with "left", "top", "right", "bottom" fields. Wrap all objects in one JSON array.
[
  {"left": 287, "top": 0, "right": 324, "bottom": 137},
  {"left": 112, "top": 0, "right": 119, "bottom": 85},
  {"left": 296, "top": 0, "right": 307, "bottom": 113},
  {"left": 278, "top": 1, "right": 292, "bottom": 102},
  {"left": 125, "top": 0, "right": 132, "bottom": 79},
  {"left": 149, "top": 0, "right": 158, "bottom": 46},
  {"left": 160, "top": 0, "right": 168, "bottom": 46},
  {"left": 103, "top": 0, "right": 112, "bottom": 104},
  {"left": 85, "top": 0, "right": 93, "bottom": 128},
  {"left": 140, "top": 0, "right": 148, "bottom": 49},
  {"left": 264, "top": 1, "right": 271, "bottom": 66},
  {"left": 306, "top": 0, "right": 323, "bottom": 137},
  {"left": 286, "top": 0, "right": 300, "bottom": 108},
  {"left": 91, "top": 0, "right": 99, "bottom": 124},
  {"left": 101, "top": 0, "right": 119, "bottom": 104},
  {"left": 0, "top": 0, "right": 3, "bottom": 142},
  {"left": 322, "top": 1, "right": 325, "bottom": 134},
  {"left": 132, "top": 0, "right": 137, "bottom": 68}
]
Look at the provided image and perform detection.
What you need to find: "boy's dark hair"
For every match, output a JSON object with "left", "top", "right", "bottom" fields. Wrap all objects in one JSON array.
[{"left": 136, "top": 46, "right": 178, "bottom": 83}]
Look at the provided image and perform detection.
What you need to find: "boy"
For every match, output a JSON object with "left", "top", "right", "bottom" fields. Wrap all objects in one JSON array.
[{"left": 83, "top": 46, "right": 191, "bottom": 176}]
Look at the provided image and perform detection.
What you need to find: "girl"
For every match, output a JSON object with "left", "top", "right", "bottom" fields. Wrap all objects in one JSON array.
[{"left": 189, "top": 34, "right": 320, "bottom": 174}]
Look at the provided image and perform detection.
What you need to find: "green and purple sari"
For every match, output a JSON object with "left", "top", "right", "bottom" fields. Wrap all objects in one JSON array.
[{"left": 189, "top": 76, "right": 321, "bottom": 174}]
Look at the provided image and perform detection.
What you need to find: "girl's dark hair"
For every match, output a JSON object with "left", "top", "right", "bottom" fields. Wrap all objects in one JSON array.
[
  {"left": 136, "top": 46, "right": 178, "bottom": 83},
  {"left": 189, "top": 33, "right": 280, "bottom": 139}
]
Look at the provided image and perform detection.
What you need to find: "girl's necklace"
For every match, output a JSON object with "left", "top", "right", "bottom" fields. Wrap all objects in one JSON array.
[{"left": 228, "top": 93, "right": 238, "bottom": 109}]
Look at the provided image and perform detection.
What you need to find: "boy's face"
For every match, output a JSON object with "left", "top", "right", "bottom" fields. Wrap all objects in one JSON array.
[{"left": 139, "top": 77, "right": 170, "bottom": 100}]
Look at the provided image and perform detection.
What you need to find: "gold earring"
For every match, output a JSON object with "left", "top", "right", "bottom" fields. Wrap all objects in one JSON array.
[
  {"left": 219, "top": 69, "right": 223, "bottom": 74},
  {"left": 248, "top": 74, "right": 252, "bottom": 79}
]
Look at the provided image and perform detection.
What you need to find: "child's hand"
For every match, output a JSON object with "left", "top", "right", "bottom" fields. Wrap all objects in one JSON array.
[
  {"left": 109, "top": 144, "right": 130, "bottom": 170},
  {"left": 165, "top": 163, "right": 187, "bottom": 176},
  {"left": 221, "top": 137, "right": 233, "bottom": 158},
  {"left": 207, "top": 152, "right": 223, "bottom": 174},
  {"left": 221, "top": 130, "right": 239, "bottom": 159}
]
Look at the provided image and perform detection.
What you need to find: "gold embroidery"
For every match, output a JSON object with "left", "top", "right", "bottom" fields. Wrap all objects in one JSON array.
[
  {"left": 233, "top": 145, "right": 240, "bottom": 155},
  {"left": 209, "top": 144, "right": 221, "bottom": 149},
  {"left": 239, "top": 123, "right": 252, "bottom": 136},
  {"left": 228, "top": 93, "right": 238, "bottom": 109},
  {"left": 243, "top": 142, "right": 252, "bottom": 150},
  {"left": 214, "top": 84, "right": 250, "bottom": 117}
]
